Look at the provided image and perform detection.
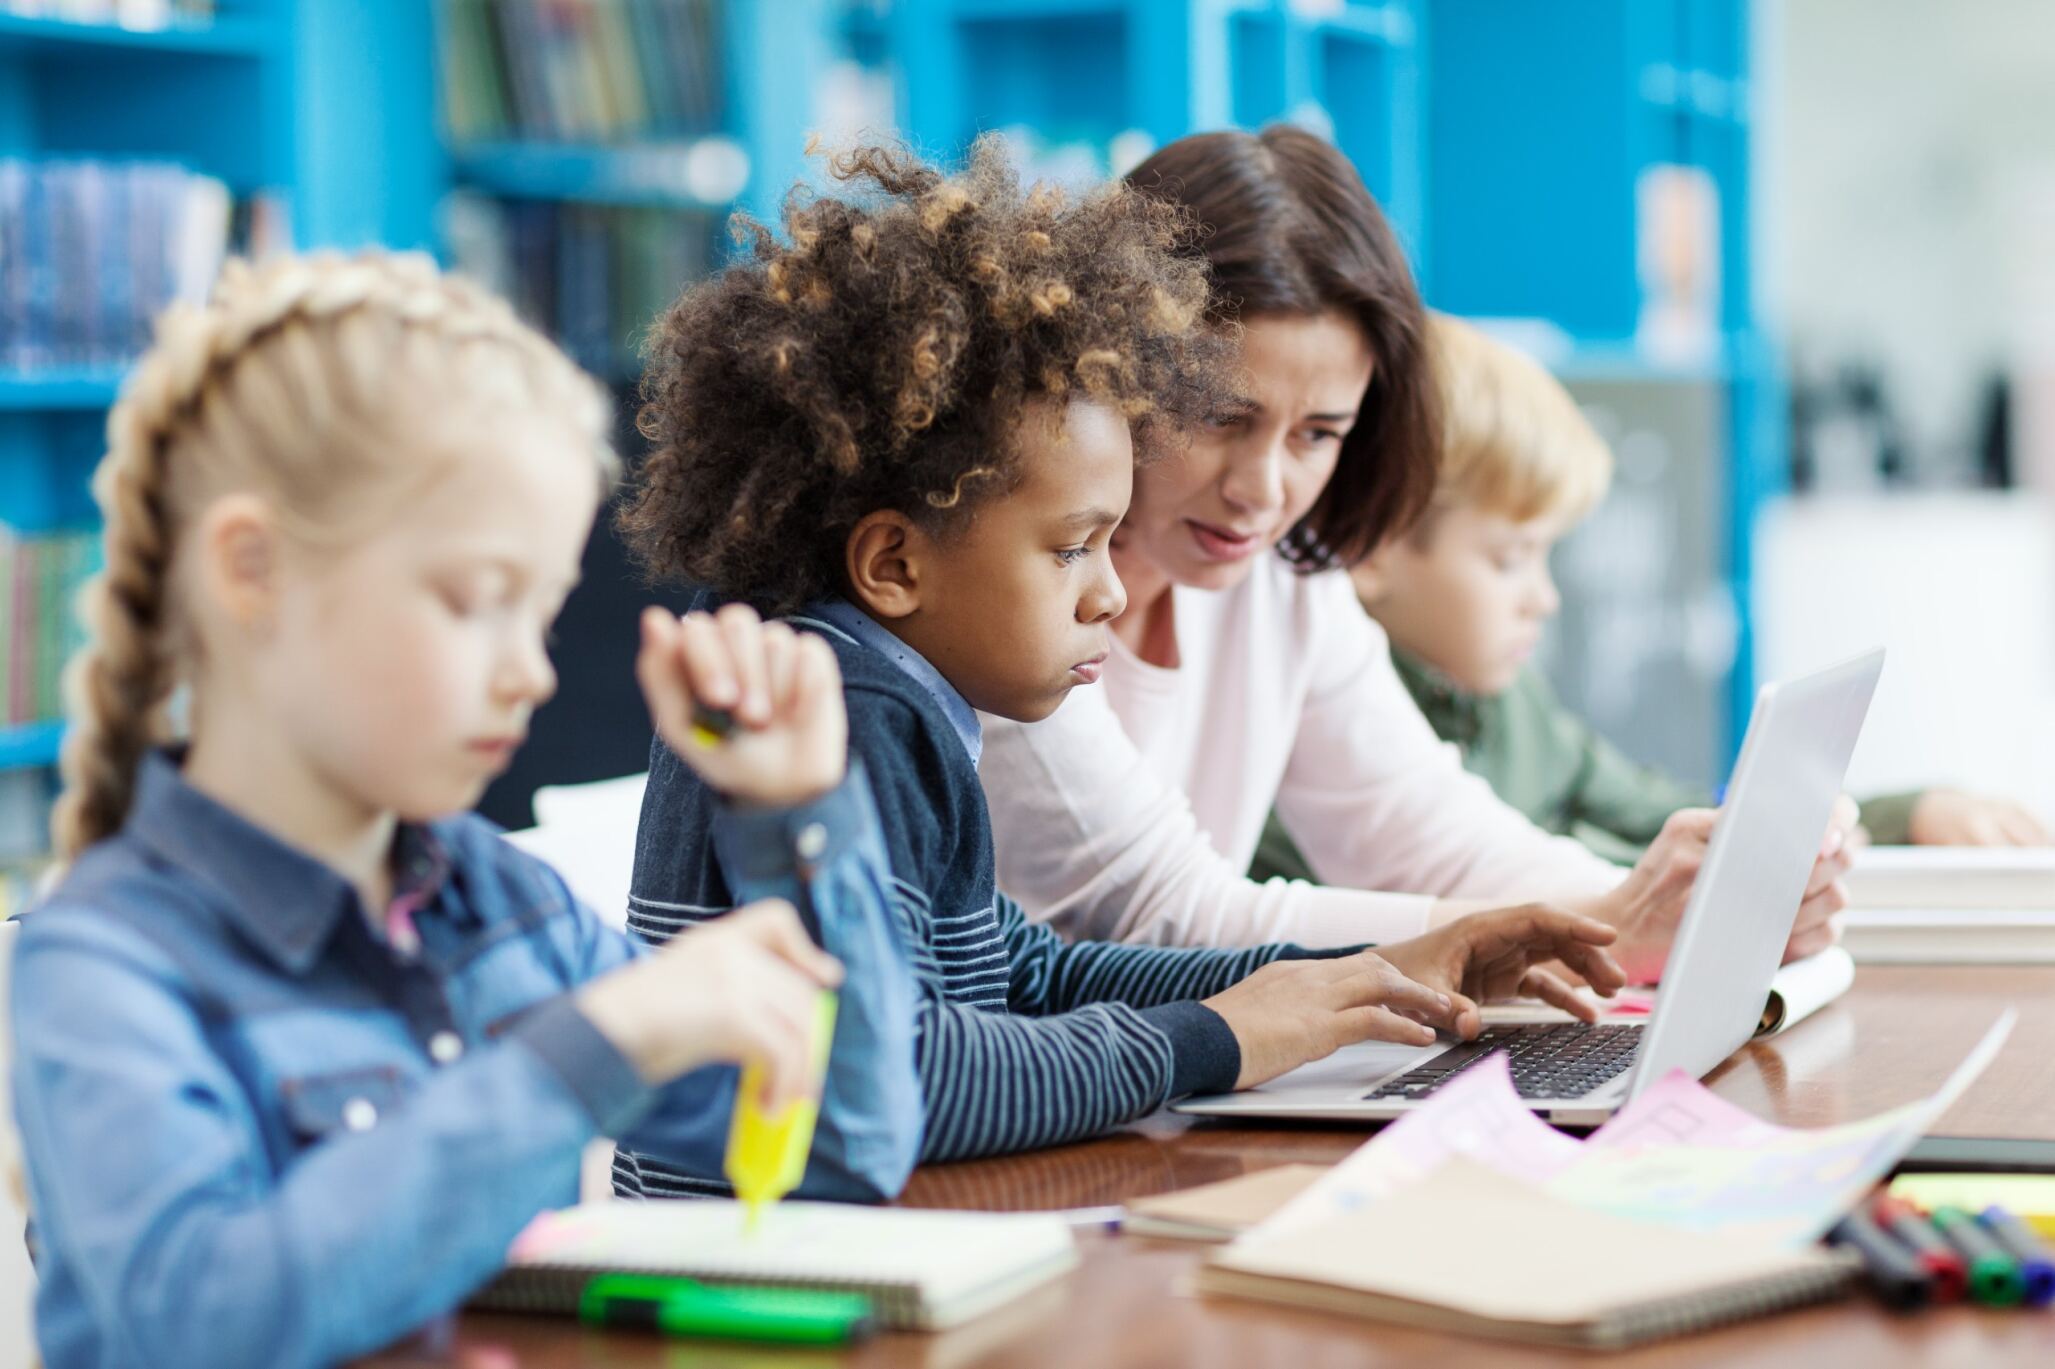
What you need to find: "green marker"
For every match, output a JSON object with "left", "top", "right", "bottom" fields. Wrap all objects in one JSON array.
[
  {"left": 579, "top": 1273, "right": 876, "bottom": 1345},
  {"left": 1930, "top": 1205, "right": 2026, "bottom": 1307}
]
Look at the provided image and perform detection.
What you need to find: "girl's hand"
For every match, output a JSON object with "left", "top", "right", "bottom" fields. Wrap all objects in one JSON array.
[
  {"left": 638, "top": 603, "right": 848, "bottom": 808},
  {"left": 577, "top": 900, "right": 843, "bottom": 1107},
  {"left": 1377, "top": 905, "right": 1624, "bottom": 1040},
  {"left": 1908, "top": 788, "right": 2052, "bottom": 847}
]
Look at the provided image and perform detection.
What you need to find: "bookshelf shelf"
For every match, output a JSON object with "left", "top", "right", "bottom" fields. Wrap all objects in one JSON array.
[
  {"left": 0, "top": 369, "right": 126, "bottom": 411},
  {"left": 449, "top": 142, "right": 734, "bottom": 210},
  {"left": 0, "top": 11, "right": 272, "bottom": 57},
  {"left": 948, "top": 0, "right": 1125, "bottom": 19},
  {"left": 0, "top": 719, "right": 63, "bottom": 773}
]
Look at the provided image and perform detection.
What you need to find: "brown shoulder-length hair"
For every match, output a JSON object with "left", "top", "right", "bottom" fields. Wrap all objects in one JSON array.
[{"left": 1125, "top": 125, "right": 1438, "bottom": 571}]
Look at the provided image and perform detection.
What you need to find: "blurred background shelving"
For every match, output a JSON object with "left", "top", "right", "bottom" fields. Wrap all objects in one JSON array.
[{"left": 8, "top": 0, "right": 1948, "bottom": 882}]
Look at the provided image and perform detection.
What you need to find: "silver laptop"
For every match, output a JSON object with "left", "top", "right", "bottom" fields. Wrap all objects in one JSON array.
[{"left": 1177, "top": 647, "right": 1886, "bottom": 1128}]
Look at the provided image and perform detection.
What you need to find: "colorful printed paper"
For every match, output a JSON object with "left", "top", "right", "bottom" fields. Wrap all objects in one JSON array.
[{"left": 1252, "top": 1009, "right": 2015, "bottom": 1248}]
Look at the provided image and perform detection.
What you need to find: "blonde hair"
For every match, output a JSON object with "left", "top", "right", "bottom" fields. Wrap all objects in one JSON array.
[
  {"left": 1423, "top": 314, "right": 1612, "bottom": 529},
  {"left": 53, "top": 251, "right": 616, "bottom": 861}
]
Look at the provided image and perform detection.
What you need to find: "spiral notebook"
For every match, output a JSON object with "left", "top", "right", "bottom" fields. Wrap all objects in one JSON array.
[
  {"left": 1198, "top": 1160, "right": 1855, "bottom": 1350},
  {"left": 474, "top": 1199, "right": 1079, "bottom": 1331}
]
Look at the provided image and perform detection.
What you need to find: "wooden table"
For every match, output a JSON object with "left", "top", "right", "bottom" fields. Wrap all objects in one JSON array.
[{"left": 370, "top": 967, "right": 2055, "bottom": 1367}]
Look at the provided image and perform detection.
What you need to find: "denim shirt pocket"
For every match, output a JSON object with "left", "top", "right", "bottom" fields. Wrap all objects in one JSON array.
[{"left": 278, "top": 1065, "right": 412, "bottom": 1144}]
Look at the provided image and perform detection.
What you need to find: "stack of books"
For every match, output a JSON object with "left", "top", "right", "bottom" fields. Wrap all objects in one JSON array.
[
  {"left": 445, "top": 192, "right": 715, "bottom": 379},
  {"left": 1842, "top": 847, "right": 2055, "bottom": 963},
  {"left": 2, "top": 526, "right": 100, "bottom": 728},
  {"left": 438, "top": 0, "right": 727, "bottom": 143},
  {"left": 0, "top": 160, "right": 233, "bottom": 374}
]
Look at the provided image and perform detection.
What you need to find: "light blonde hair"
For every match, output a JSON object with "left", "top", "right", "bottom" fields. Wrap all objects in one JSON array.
[
  {"left": 1422, "top": 313, "right": 1612, "bottom": 531},
  {"left": 54, "top": 251, "right": 616, "bottom": 861}
]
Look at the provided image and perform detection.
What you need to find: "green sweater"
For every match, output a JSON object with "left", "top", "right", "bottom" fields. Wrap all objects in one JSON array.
[{"left": 1250, "top": 651, "right": 1918, "bottom": 883}]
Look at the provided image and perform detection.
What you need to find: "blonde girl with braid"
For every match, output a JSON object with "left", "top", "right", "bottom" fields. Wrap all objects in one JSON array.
[{"left": 8, "top": 252, "right": 919, "bottom": 1369}]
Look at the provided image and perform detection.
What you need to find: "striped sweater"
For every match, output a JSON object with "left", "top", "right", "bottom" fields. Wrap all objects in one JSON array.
[{"left": 615, "top": 599, "right": 1319, "bottom": 1197}]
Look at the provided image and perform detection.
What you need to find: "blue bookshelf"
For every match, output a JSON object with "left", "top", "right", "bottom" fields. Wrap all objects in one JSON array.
[
  {"left": 0, "top": 0, "right": 438, "bottom": 783},
  {"left": 0, "top": 10, "right": 273, "bottom": 56},
  {"left": 0, "top": 721, "right": 63, "bottom": 772},
  {"left": 0, "top": 370, "right": 125, "bottom": 411},
  {"left": 449, "top": 142, "right": 733, "bottom": 211}
]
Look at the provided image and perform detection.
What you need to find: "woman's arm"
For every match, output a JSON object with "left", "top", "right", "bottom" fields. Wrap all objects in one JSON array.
[{"left": 982, "top": 683, "right": 1438, "bottom": 949}]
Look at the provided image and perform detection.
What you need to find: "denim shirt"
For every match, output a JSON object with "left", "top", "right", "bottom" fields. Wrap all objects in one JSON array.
[{"left": 10, "top": 751, "right": 921, "bottom": 1369}]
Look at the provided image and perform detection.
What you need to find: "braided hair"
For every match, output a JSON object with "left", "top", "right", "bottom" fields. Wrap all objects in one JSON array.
[{"left": 53, "top": 251, "right": 615, "bottom": 860}]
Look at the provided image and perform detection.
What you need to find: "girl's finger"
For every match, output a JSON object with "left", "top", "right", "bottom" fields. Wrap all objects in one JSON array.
[
  {"left": 761, "top": 620, "right": 799, "bottom": 721},
  {"left": 714, "top": 602, "right": 772, "bottom": 725},
  {"left": 678, "top": 611, "right": 740, "bottom": 710},
  {"left": 731, "top": 899, "right": 843, "bottom": 986}
]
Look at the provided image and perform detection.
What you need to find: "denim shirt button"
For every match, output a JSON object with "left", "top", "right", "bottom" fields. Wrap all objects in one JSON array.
[
  {"left": 342, "top": 1098, "right": 379, "bottom": 1132},
  {"left": 795, "top": 822, "right": 829, "bottom": 862},
  {"left": 429, "top": 1031, "right": 465, "bottom": 1065}
]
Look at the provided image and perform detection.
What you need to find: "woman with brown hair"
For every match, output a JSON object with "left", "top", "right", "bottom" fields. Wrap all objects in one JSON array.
[{"left": 979, "top": 126, "right": 1852, "bottom": 984}]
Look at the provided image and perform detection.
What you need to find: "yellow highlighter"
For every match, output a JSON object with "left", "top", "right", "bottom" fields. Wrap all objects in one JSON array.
[{"left": 725, "top": 991, "right": 838, "bottom": 1234}]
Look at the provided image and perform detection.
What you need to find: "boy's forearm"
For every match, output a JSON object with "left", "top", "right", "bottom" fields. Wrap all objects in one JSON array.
[{"left": 913, "top": 997, "right": 1201, "bottom": 1161}]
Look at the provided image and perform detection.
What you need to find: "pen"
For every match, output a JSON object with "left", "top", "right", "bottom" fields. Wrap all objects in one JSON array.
[
  {"left": 1930, "top": 1205, "right": 2026, "bottom": 1307},
  {"left": 1053, "top": 1205, "right": 1125, "bottom": 1231},
  {"left": 1827, "top": 1208, "right": 1931, "bottom": 1311},
  {"left": 1871, "top": 1195, "right": 1967, "bottom": 1303},
  {"left": 579, "top": 1273, "right": 876, "bottom": 1345},
  {"left": 1979, "top": 1206, "right": 2055, "bottom": 1308}
]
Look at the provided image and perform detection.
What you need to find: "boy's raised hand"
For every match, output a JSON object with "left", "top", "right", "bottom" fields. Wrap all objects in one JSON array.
[
  {"left": 639, "top": 604, "right": 847, "bottom": 808},
  {"left": 577, "top": 899, "right": 844, "bottom": 1107},
  {"left": 1377, "top": 904, "right": 1625, "bottom": 1040}
]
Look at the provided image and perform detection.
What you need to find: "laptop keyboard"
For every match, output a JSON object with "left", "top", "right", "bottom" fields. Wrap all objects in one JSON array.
[{"left": 1363, "top": 1022, "right": 1642, "bottom": 1102}]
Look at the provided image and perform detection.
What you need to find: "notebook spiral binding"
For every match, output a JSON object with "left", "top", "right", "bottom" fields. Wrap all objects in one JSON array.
[{"left": 1594, "top": 1257, "right": 1860, "bottom": 1351}]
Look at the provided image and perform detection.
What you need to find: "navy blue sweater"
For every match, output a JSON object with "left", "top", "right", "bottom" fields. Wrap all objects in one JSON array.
[{"left": 615, "top": 603, "right": 1318, "bottom": 1194}]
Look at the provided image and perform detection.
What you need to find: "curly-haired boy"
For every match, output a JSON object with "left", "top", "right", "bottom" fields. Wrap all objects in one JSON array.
[{"left": 615, "top": 141, "right": 1623, "bottom": 1188}]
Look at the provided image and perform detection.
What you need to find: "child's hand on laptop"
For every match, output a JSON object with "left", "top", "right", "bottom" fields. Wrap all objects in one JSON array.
[
  {"left": 1201, "top": 952, "right": 1459, "bottom": 1089},
  {"left": 639, "top": 603, "right": 848, "bottom": 807},
  {"left": 1377, "top": 905, "right": 1624, "bottom": 1040}
]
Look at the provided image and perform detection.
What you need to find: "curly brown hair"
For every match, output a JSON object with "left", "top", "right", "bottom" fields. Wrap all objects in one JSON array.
[{"left": 620, "top": 136, "right": 1233, "bottom": 614}]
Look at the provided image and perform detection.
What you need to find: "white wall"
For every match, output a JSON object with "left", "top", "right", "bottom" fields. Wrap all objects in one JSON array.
[
  {"left": 1763, "top": 0, "right": 2055, "bottom": 478},
  {"left": 1754, "top": 492, "right": 2055, "bottom": 818}
]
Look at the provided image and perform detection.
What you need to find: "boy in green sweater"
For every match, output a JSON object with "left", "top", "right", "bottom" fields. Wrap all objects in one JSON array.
[{"left": 1253, "top": 315, "right": 2046, "bottom": 884}]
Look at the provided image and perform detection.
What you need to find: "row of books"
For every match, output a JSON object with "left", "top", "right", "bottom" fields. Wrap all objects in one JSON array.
[
  {"left": 0, "top": 159, "right": 233, "bottom": 375},
  {"left": 2, "top": 526, "right": 99, "bottom": 729},
  {"left": 438, "top": 0, "right": 727, "bottom": 145},
  {"left": 444, "top": 192, "right": 717, "bottom": 379}
]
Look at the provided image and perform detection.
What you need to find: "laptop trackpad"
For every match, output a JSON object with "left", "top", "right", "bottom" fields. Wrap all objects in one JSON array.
[{"left": 1244, "top": 1039, "right": 1440, "bottom": 1096}]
